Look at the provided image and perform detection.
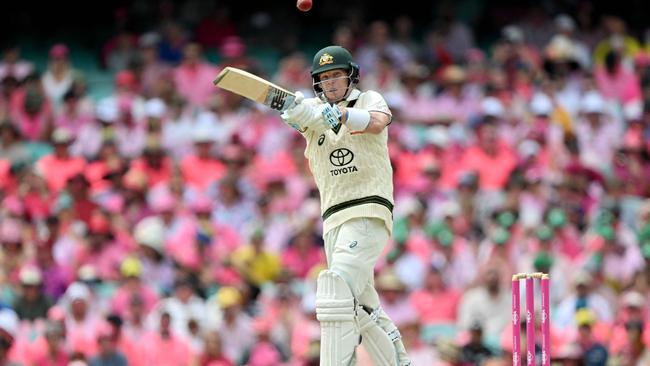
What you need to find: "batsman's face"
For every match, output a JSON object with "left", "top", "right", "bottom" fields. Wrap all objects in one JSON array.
[{"left": 319, "top": 69, "right": 349, "bottom": 102}]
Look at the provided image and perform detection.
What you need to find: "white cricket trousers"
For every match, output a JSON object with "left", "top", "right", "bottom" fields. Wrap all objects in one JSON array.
[{"left": 323, "top": 217, "right": 388, "bottom": 313}]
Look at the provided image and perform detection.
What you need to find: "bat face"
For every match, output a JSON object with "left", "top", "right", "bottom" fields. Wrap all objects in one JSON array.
[{"left": 214, "top": 67, "right": 296, "bottom": 111}]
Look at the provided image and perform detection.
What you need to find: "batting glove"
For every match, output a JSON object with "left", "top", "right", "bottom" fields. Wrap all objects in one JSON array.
[{"left": 321, "top": 103, "right": 342, "bottom": 129}]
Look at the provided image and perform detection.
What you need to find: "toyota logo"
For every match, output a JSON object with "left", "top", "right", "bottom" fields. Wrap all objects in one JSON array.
[{"left": 329, "top": 148, "right": 354, "bottom": 167}]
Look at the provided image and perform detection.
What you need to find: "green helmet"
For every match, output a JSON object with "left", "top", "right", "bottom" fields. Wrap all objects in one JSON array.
[{"left": 311, "top": 45, "right": 360, "bottom": 100}]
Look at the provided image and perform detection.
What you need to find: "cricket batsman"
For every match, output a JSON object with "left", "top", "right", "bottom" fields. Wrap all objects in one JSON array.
[{"left": 281, "top": 45, "right": 411, "bottom": 366}]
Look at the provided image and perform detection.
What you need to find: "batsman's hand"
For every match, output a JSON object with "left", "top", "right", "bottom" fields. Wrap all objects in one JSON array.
[
  {"left": 321, "top": 103, "right": 342, "bottom": 129},
  {"left": 281, "top": 91, "right": 326, "bottom": 132}
]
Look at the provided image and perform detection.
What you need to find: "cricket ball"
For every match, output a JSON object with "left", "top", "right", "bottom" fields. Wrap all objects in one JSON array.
[{"left": 297, "top": 0, "right": 312, "bottom": 12}]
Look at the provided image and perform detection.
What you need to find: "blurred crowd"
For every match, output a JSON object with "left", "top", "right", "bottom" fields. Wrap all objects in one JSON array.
[{"left": 1, "top": 3, "right": 650, "bottom": 366}]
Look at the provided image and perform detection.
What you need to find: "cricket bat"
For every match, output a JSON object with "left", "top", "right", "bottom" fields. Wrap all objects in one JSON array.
[{"left": 213, "top": 67, "right": 297, "bottom": 111}]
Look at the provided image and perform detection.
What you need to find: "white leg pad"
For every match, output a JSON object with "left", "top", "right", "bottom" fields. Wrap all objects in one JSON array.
[
  {"left": 316, "top": 270, "right": 359, "bottom": 366},
  {"left": 356, "top": 309, "right": 399, "bottom": 366}
]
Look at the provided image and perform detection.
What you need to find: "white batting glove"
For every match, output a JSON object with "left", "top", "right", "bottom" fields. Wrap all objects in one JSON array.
[
  {"left": 321, "top": 103, "right": 342, "bottom": 129},
  {"left": 281, "top": 92, "right": 327, "bottom": 132}
]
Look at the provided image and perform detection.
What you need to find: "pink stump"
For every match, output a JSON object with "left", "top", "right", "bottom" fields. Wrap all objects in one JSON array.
[
  {"left": 512, "top": 276, "right": 521, "bottom": 366},
  {"left": 526, "top": 276, "right": 535, "bottom": 366},
  {"left": 541, "top": 276, "right": 551, "bottom": 366}
]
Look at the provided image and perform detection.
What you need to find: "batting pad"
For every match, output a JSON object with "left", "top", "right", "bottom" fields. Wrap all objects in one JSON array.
[
  {"left": 357, "top": 309, "right": 399, "bottom": 366},
  {"left": 316, "top": 270, "right": 359, "bottom": 366}
]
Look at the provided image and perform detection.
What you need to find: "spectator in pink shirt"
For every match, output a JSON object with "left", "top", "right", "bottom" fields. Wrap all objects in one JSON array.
[
  {"left": 128, "top": 141, "right": 173, "bottom": 188},
  {"left": 110, "top": 257, "right": 159, "bottom": 319},
  {"left": 240, "top": 317, "right": 287, "bottom": 366},
  {"left": 54, "top": 83, "right": 94, "bottom": 137},
  {"left": 35, "top": 128, "right": 86, "bottom": 193},
  {"left": 28, "top": 321, "right": 69, "bottom": 366},
  {"left": 174, "top": 42, "right": 218, "bottom": 108},
  {"left": 432, "top": 65, "right": 480, "bottom": 125},
  {"left": 281, "top": 227, "right": 325, "bottom": 279},
  {"left": 141, "top": 311, "right": 195, "bottom": 365},
  {"left": 410, "top": 266, "right": 461, "bottom": 326},
  {"left": 181, "top": 129, "right": 226, "bottom": 192},
  {"left": 595, "top": 50, "right": 642, "bottom": 105},
  {"left": 11, "top": 76, "right": 54, "bottom": 141},
  {"left": 61, "top": 282, "right": 102, "bottom": 358},
  {"left": 460, "top": 117, "right": 517, "bottom": 191},
  {"left": 76, "top": 213, "right": 128, "bottom": 282}
]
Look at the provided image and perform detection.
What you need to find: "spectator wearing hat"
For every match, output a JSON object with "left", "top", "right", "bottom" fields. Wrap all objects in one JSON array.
[
  {"left": 214, "top": 287, "right": 254, "bottom": 363},
  {"left": 561, "top": 309, "right": 609, "bottom": 366},
  {"left": 433, "top": 64, "right": 480, "bottom": 126},
  {"left": 109, "top": 257, "right": 159, "bottom": 319},
  {"left": 174, "top": 42, "right": 218, "bottom": 108},
  {"left": 13, "top": 265, "right": 52, "bottom": 321},
  {"left": 574, "top": 91, "right": 624, "bottom": 174},
  {"left": 61, "top": 282, "right": 103, "bottom": 358},
  {"left": 35, "top": 127, "right": 86, "bottom": 192},
  {"left": 133, "top": 216, "right": 175, "bottom": 295},
  {"left": 41, "top": 43, "right": 79, "bottom": 113},
  {"left": 553, "top": 14, "right": 592, "bottom": 70},
  {"left": 374, "top": 268, "right": 414, "bottom": 327}
]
